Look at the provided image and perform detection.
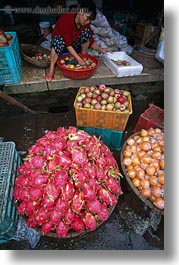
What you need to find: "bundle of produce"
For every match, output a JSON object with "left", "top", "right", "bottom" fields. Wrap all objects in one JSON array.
[
  {"left": 121, "top": 127, "right": 164, "bottom": 212},
  {"left": 13, "top": 127, "right": 123, "bottom": 238}
]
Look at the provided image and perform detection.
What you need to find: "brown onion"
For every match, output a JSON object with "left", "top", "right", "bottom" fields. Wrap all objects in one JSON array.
[
  {"left": 128, "top": 169, "right": 136, "bottom": 179},
  {"left": 123, "top": 157, "right": 132, "bottom": 167},
  {"left": 140, "top": 129, "right": 148, "bottom": 137},
  {"left": 154, "top": 197, "right": 164, "bottom": 209},
  {"left": 149, "top": 176, "right": 158, "bottom": 186},
  {"left": 159, "top": 159, "right": 164, "bottom": 170},
  {"left": 141, "top": 141, "right": 152, "bottom": 151},
  {"left": 141, "top": 188, "right": 151, "bottom": 197},
  {"left": 146, "top": 165, "right": 156, "bottom": 176},
  {"left": 132, "top": 178, "right": 140, "bottom": 187},
  {"left": 140, "top": 179, "right": 150, "bottom": 189},
  {"left": 142, "top": 154, "right": 152, "bottom": 164},
  {"left": 137, "top": 168, "right": 145, "bottom": 179},
  {"left": 152, "top": 151, "right": 162, "bottom": 159},
  {"left": 127, "top": 138, "right": 135, "bottom": 146},
  {"left": 151, "top": 185, "right": 162, "bottom": 198},
  {"left": 124, "top": 149, "right": 132, "bottom": 157}
]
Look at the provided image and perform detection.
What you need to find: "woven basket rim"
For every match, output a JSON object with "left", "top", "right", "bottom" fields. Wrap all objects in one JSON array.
[
  {"left": 120, "top": 131, "right": 164, "bottom": 215},
  {"left": 20, "top": 44, "right": 50, "bottom": 68},
  {"left": 19, "top": 203, "right": 116, "bottom": 238}
]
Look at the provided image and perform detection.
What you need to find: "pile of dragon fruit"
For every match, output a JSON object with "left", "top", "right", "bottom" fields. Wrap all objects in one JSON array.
[{"left": 13, "top": 126, "right": 123, "bottom": 238}]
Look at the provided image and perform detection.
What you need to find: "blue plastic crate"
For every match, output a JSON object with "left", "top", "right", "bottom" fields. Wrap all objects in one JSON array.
[
  {"left": 0, "top": 32, "right": 22, "bottom": 85},
  {"left": 77, "top": 126, "right": 123, "bottom": 150},
  {"left": 0, "top": 142, "right": 21, "bottom": 243}
]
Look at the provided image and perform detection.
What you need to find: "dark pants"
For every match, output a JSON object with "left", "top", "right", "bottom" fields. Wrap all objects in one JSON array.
[{"left": 51, "top": 28, "right": 92, "bottom": 56}]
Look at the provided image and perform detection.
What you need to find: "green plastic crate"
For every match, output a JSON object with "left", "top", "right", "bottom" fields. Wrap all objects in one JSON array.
[
  {"left": 0, "top": 142, "right": 21, "bottom": 243},
  {"left": 77, "top": 126, "right": 123, "bottom": 150}
]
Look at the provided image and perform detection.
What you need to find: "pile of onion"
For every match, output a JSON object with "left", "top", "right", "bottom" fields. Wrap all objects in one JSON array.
[
  {"left": 122, "top": 127, "right": 164, "bottom": 210},
  {"left": 13, "top": 126, "right": 123, "bottom": 238}
]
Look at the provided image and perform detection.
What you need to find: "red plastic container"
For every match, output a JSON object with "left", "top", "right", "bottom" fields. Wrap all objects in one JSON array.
[
  {"left": 57, "top": 54, "right": 99, "bottom": 80},
  {"left": 133, "top": 104, "right": 164, "bottom": 132}
]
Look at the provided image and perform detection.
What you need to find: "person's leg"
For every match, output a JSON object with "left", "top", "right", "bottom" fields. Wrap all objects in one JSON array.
[
  {"left": 72, "top": 28, "right": 92, "bottom": 54},
  {"left": 81, "top": 41, "right": 90, "bottom": 54},
  {"left": 46, "top": 36, "right": 66, "bottom": 81},
  {"left": 47, "top": 47, "right": 58, "bottom": 76}
]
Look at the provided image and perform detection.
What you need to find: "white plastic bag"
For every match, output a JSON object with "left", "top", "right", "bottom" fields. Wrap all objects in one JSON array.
[
  {"left": 155, "top": 28, "right": 164, "bottom": 64},
  {"left": 91, "top": 9, "right": 110, "bottom": 28}
]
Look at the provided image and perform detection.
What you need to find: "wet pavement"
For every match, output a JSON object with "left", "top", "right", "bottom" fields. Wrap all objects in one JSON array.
[{"left": 0, "top": 82, "right": 164, "bottom": 250}]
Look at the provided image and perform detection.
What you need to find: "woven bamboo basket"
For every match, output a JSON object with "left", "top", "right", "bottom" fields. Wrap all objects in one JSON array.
[
  {"left": 19, "top": 203, "right": 116, "bottom": 238},
  {"left": 20, "top": 44, "right": 50, "bottom": 68},
  {"left": 120, "top": 132, "right": 164, "bottom": 215}
]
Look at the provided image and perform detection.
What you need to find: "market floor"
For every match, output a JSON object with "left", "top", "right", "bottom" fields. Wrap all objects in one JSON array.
[{"left": 0, "top": 83, "right": 164, "bottom": 250}]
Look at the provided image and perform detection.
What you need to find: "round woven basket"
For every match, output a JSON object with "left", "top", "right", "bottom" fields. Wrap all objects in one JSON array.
[
  {"left": 20, "top": 44, "right": 50, "bottom": 68},
  {"left": 120, "top": 132, "right": 164, "bottom": 215},
  {"left": 20, "top": 204, "right": 116, "bottom": 239}
]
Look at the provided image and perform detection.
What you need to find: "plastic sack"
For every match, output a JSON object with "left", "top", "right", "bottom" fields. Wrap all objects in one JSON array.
[
  {"left": 40, "top": 33, "right": 52, "bottom": 50},
  {"left": 91, "top": 9, "right": 110, "bottom": 28},
  {"left": 91, "top": 25, "right": 113, "bottom": 37},
  {"left": 11, "top": 216, "right": 41, "bottom": 249},
  {"left": 155, "top": 28, "right": 164, "bottom": 64}
]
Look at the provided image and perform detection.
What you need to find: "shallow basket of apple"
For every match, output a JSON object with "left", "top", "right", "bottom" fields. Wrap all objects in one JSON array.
[
  {"left": 74, "top": 84, "right": 133, "bottom": 131},
  {"left": 120, "top": 127, "right": 164, "bottom": 215},
  {"left": 13, "top": 126, "right": 123, "bottom": 238},
  {"left": 20, "top": 44, "right": 50, "bottom": 68}
]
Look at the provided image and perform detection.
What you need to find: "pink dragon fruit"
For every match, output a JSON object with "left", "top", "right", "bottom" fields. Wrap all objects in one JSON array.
[
  {"left": 51, "top": 137, "right": 66, "bottom": 152},
  {"left": 45, "top": 130, "right": 57, "bottom": 140},
  {"left": 45, "top": 183, "right": 60, "bottom": 201},
  {"left": 31, "top": 173, "right": 49, "bottom": 187},
  {"left": 104, "top": 178, "right": 120, "bottom": 195},
  {"left": 28, "top": 155, "right": 46, "bottom": 169},
  {"left": 71, "top": 191, "right": 84, "bottom": 213},
  {"left": 82, "top": 183, "right": 96, "bottom": 202},
  {"left": 83, "top": 212, "right": 97, "bottom": 231},
  {"left": 55, "top": 198, "right": 69, "bottom": 214},
  {"left": 41, "top": 220, "right": 53, "bottom": 234},
  {"left": 86, "top": 199, "right": 102, "bottom": 214},
  {"left": 56, "top": 221, "right": 70, "bottom": 238},
  {"left": 17, "top": 201, "right": 27, "bottom": 215},
  {"left": 34, "top": 208, "right": 50, "bottom": 226},
  {"left": 50, "top": 209, "right": 62, "bottom": 224},
  {"left": 26, "top": 215, "right": 37, "bottom": 228},
  {"left": 54, "top": 169, "right": 68, "bottom": 188},
  {"left": 41, "top": 195, "right": 55, "bottom": 208},
  {"left": 98, "top": 187, "right": 117, "bottom": 206},
  {"left": 97, "top": 203, "right": 109, "bottom": 222},
  {"left": 28, "top": 144, "right": 43, "bottom": 155},
  {"left": 71, "top": 216, "right": 85, "bottom": 233},
  {"left": 29, "top": 187, "right": 44, "bottom": 201},
  {"left": 61, "top": 182, "right": 75, "bottom": 201},
  {"left": 64, "top": 208, "right": 75, "bottom": 224},
  {"left": 72, "top": 168, "right": 88, "bottom": 188},
  {"left": 71, "top": 149, "right": 88, "bottom": 166},
  {"left": 15, "top": 175, "right": 31, "bottom": 187},
  {"left": 25, "top": 200, "right": 40, "bottom": 215}
]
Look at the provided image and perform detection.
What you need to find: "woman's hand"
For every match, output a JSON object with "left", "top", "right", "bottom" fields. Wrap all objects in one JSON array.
[
  {"left": 67, "top": 46, "right": 86, "bottom": 66},
  {"left": 91, "top": 42, "right": 112, "bottom": 54},
  {"left": 100, "top": 48, "right": 112, "bottom": 54},
  {"left": 77, "top": 56, "right": 86, "bottom": 66}
]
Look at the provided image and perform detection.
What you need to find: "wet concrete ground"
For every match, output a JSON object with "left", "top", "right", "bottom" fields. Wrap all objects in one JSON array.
[{"left": 0, "top": 82, "right": 164, "bottom": 250}]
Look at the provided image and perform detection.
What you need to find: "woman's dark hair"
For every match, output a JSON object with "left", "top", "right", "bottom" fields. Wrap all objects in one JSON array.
[{"left": 78, "top": 0, "right": 97, "bottom": 20}]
